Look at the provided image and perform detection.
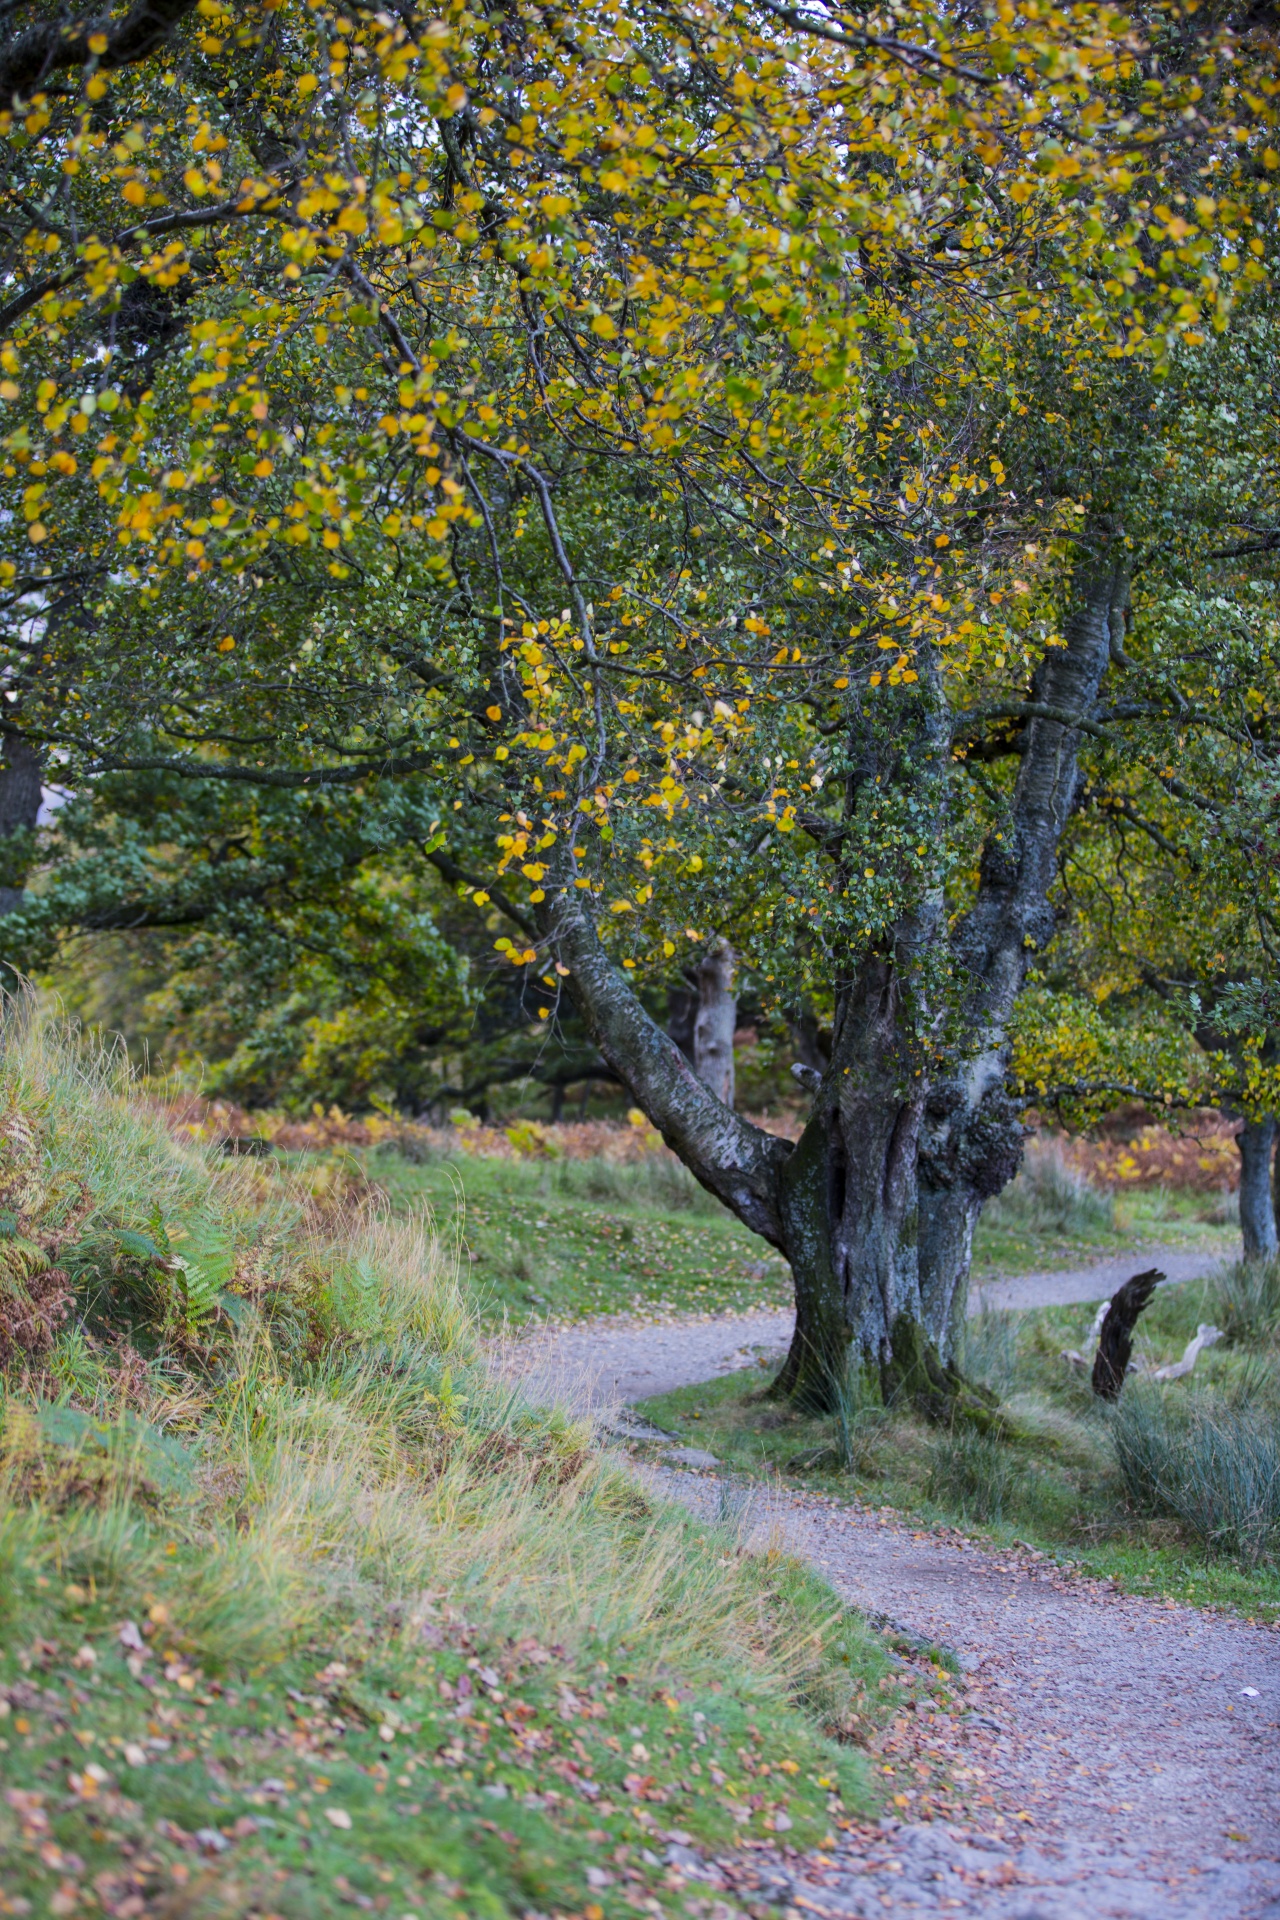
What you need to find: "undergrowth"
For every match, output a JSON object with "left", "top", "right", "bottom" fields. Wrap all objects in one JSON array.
[
  {"left": 980, "top": 1140, "right": 1116, "bottom": 1240},
  {"left": 0, "top": 1006, "right": 911, "bottom": 1920}
]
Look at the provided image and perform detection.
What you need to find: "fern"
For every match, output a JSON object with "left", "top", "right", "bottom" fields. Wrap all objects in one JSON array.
[
  {"left": 170, "top": 1218, "right": 235, "bottom": 1334},
  {"left": 171, "top": 1255, "right": 223, "bottom": 1332},
  {"left": 0, "top": 1235, "right": 50, "bottom": 1296}
]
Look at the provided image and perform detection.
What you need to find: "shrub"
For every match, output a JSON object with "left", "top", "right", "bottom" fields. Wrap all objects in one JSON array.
[
  {"left": 1207, "top": 1257, "right": 1280, "bottom": 1350},
  {"left": 1112, "top": 1387, "right": 1280, "bottom": 1566},
  {"left": 983, "top": 1138, "right": 1115, "bottom": 1238}
]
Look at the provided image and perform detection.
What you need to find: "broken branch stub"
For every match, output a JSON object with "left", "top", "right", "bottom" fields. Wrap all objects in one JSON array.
[{"left": 1091, "top": 1269, "right": 1165, "bottom": 1401}]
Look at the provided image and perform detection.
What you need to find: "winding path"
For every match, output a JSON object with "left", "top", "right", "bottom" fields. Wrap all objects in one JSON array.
[
  {"left": 504, "top": 1244, "right": 1222, "bottom": 1413},
  {"left": 504, "top": 1246, "right": 1280, "bottom": 1918}
]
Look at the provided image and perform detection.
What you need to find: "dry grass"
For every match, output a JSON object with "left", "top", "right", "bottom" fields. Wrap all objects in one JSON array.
[{"left": 0, "top": 996, "right": 886, "bottom": 1736}]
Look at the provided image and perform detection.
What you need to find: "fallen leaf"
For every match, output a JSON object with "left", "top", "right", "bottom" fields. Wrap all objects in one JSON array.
[{"left": 324, "top": 1806, "right": 353, "bottom": 1829}]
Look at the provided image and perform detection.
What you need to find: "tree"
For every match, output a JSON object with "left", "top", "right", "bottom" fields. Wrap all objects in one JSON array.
[
  {"left": 1005, "top": 308, "right": 1280, "bottom": 1262},
  {"left": 1, "top": 0, "right": 1277, "bottom": 1402}
]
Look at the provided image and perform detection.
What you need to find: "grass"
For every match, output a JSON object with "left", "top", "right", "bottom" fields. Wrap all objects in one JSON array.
[
  {"left": 366, "top": 1143, "right": 794, "bottom": 1326},
  {"left": 635, "top": 1264, "right": 1280, "bottom": 1625},
  {"left": 969, "top": 1139, "right": 1236, "bottom": 1280},
  {"left": 343, "top": 1132, "right": 1236, "bottom": 1333},
  {"left": 0, "top": 1006, "right": 940, "bottom": 1920}
]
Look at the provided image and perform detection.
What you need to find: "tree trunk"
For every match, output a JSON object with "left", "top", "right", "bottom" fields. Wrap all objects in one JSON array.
[
  {"left": 1238, "top": 1117, "right": 1278, "bottom": 1260},
  {"left": 667, "top": 980, "right": 697, "bottom": 1062},
  {"left": 918, "top": 538, "right": 1124, "bottom": 1353},
  {"left": 692, "top": 940, "right": 736, "bottom": 1109},
  {"left": 539, "top": 545, "right": 1123, "bottom": 1407},
  {"left": 0, "top": 727, "right": 43, "bottom": 915},
  {"left": 772, "top": 952, "right": 926, "bottom": 1405}
]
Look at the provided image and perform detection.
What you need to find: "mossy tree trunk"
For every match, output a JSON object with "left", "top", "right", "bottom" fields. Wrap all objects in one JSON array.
[{"left": 542, "top": 537, "right": 1128, "bottom": 1410}]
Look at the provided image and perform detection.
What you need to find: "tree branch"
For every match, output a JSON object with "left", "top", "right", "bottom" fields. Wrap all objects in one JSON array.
[
  {"left": 540, "top": 878, "right": 791, "bottom": 1242},
  {"left": 0, "top": 0, "right": 199, "bottom": 109}
]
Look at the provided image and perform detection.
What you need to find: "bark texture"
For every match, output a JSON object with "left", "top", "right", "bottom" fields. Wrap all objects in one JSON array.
[
  {"left": 773, "top": 954, "right": 927, "bottom": 1404},
  {"left": 0, "top": 729, "right": 43, "bottom": 916},
  {"left": 692, "top": 940, "right": 736, "bottom": 1109},
  {"left": 918, "top": 538, "right": 1125, "bottom": 1353},
  {"left": 1238, "top": 1117, "right": 1278, "bottom": 1261}
]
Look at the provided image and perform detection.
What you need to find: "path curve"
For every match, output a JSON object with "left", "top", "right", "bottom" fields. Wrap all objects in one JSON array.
[
  {"left": 502, "top": 1244, "right": 1280, "bottom": 1917},
  {"left": 644, "top": 1466, "right": 1280, "bottom": 1918},
  {"left": 503, "top": 1243, "right": 1223, "bottom": 1413}
]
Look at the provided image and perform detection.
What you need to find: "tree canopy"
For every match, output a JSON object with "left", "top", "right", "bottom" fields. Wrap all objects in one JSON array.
[{"left": 3, "top": 0, "right": 1280, "bottom": 1396}]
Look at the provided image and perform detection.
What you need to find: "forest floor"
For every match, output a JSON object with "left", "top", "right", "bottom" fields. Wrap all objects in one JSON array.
[{"left": 504, "top": 1278, "right": 1280, "bottom": 1918}]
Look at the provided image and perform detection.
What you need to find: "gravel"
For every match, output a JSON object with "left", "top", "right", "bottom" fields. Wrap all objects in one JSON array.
[
  {"left": 502, "top": 1243, "right": 1280, "bottom": 1917},
  {"left": 643, "top": 1466, "right": 1280, "bottom": 1914},
  {"left": 500, "top": 1244, "right": 1223, "bottom": 1413}
]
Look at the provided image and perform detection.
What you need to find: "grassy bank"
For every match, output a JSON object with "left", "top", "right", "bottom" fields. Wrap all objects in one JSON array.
[
  {"left": 351, "top": 1133, "right": 1236, "bottom": 1330},
  {"left": 636, "top": 1270, "right": 1280, "bottom": 1624},
  {"left": 371, "top": 1144, "right": 794, "bottom": 1325},
  {"left": 0, "top": 1014, "right": 924, "bottom": 1920}
]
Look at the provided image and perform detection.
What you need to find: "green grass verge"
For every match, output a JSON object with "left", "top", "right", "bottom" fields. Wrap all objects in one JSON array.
[
  {"left": 635, "top": 1274, "right": 1280, "bottom": 1626},
  {"left": 369, "top": 1145, "right": 794, "bottom": 1325},
  {"left": 362, "top": 1139, "right": 1235, "bottom": 1331},
  {"left": 0, "top": 1011, "right": 913, "bottom": 1920},
  {"left": 970, "top": 1179, "right": 1236, "bottom": 1280}
]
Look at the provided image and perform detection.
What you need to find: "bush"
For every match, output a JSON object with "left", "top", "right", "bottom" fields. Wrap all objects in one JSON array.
[
  {"left": 1112, "top": 1387, "right": 1280, "bottom": 1567},
  {"left": 1207, "top": 1257, "right": 1280, "bottom": 1350},
  {"left": 925, "top": 1426, "right": 1021, "bottom": 1524},
  {"left": 983, "top": 1139, "right": 1115, "bottom": 1238}
]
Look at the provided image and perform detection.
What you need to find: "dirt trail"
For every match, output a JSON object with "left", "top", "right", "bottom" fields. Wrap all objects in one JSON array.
[
  {"left": 504, "top": 1243, "right": 1221, "bottom": 1413},
  {"left": 643, "top": 1468, "right": 1280, "bottom": 1918},
  {"left": 504, "top": 1246, "right": 1280, "bottom": 1918}
]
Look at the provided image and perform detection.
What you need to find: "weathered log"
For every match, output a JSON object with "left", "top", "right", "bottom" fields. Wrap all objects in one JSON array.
[
  {"left": 1151, "top": 1323, "right": 1223, "bottom": 1382},
  {"left": 1091, "top": 1268, "right": 1165, "bottom": 1401}
]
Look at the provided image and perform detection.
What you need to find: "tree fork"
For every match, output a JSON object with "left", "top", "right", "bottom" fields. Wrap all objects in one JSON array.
[{"left": 918, "top": 534, "right": 1127, "bottom": 1352}]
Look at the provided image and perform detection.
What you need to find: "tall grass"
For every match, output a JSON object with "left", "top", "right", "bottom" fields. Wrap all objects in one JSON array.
[
  {"left": 1208, "top": 1256, "right": 1280, "bottom": 1350},
  {"left": 832, "top": 1362, "right": 887, "bottom": 1473},
  {"left": 983, "top": 1138, "right": 1115, "bottom": 1238},
  {"left": 925, "top": 1425, "right": 1022, "bottom": 1524},
  {"left": 958, "top": 1305, "right": 1022, "bottom": 1398},
  {"left": 1113, "top": 1387, "right": 1280, "bottom": 1567},
  {"left": 0, "top": 999, "right": 878, "bottom": 1732}
]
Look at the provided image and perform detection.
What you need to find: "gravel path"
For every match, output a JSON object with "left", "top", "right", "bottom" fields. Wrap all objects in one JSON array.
[
  {"left": 502, "top": 1242, "right": 1280, "bottom": 1917},
  {"left": 643, "top": 1468, "right": 1280, "bottom": 1918},
  {"left": 501, "top": 1243, "right": 1223, "bottom": 1412}
]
